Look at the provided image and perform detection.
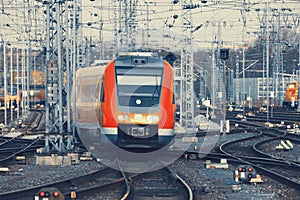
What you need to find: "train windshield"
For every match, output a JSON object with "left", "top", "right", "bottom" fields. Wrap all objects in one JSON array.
[
  {"left": 7, "top": 87, "right": 18, "bottom": 95},
  {"left": 115, "top": 66, "right": 163, "bottom": 107}
]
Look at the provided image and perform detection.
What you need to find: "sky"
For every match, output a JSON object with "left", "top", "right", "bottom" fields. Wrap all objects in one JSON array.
[
  {"left": 0, "top": 0, "right": 299, "bottom": 50},
  {"left": 80, "top": 0, "right": 300, "bottom": 49}
]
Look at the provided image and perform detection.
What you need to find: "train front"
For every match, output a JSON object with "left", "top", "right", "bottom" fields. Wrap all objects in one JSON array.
[{"left": 101, "top": 52, "right": 175, "bottom": 149}]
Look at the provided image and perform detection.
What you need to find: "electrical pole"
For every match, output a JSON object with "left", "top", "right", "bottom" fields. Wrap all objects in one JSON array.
[
  {"left": 297, "top": 27, "right": 300, "bottom": 112},
  {"left": 99, "top": 0, "right": 104, "bottom": 60},
  {"left": 236, "top": 54, "right": 239, "bottom": 105},
  {"left": 21, "top": 48, "right": 25, "bottom": 116},
  {"left": 266, "top": 1, "right": 270, "bottom": 122},
  {"left": 4, "top": 41, "right": 7, "bottom": 127},
  {"left": 10, "top": 47, "right": 13, "bottom": 122},
  {"left": 211, "top": 19, "right": 216, "bottom": 114},
  {"left": 16, "top": 48, "right": 19, "bottom": 119},
  {"left": 180, "top": 0, "right": 194, "bottom": 133},
  {"left": 44, "top": 0, "right": 82, "bottom": 153},
  {"left": 241, "top": 0, "right": 246, "bottom": 116},
  {"left": 71, "top": 0, "right": 78, "bottom": 141}
]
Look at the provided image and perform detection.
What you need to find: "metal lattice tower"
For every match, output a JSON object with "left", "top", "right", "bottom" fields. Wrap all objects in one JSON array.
[
  {"left": 270, "top": 8, "right": 297, "bottom": 105},
  {"left": 99, "top": 1, "right": 104, "bottom": 60},
  {"left": 272, "top": 11, "right": 283, "bottom": 105},
  {"left": 113, "top": 0, "right": 138, "bottom": 54},
  {"left": 44, "top": 0, "right": 82, "bottom": 153},
  {"left": 112, "top": 0, "right": 118, "bottom": 57},
  {"left": 180, "top": 0, "right": 194, "bottom": 132}
]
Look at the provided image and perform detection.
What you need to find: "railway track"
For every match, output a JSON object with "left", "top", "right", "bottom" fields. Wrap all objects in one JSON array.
[
  {"left": 219, "top": 125, "right": 300, "bottom": 191},
  {"left": 0, "top": 166, "right": 121, "bottom": 200},
  {"left": 63, "top": 162, "right": 193, "bottom": 200},
  {"left": 0, "top": 159, "right": 192, "bottom": 200},
  {"left": 0, "top": 109, "right": 18, "bottom": 127},
  {"left": 0, "top": 108, "right": 45, "bottom": 131},
  {"left": 128, "top": 166, "right": 192, "bottom": 200},
  {"left": 0, "top": 136, "right": 43, "bottom": 164},
  {"left": 0, "top": 109, "right": 46, "bottom": 165},
  {"left": 228, "top": 107, "right": 300, "bottom": 126},
  {"left": 182, "top": 116, "right": 300, "bottom": 192},
  {"left": 2, "top": 107, "right": 299, "bottom": 199},
  {"left": 19, "top": 109, "right": 45, "bottom": 133}
]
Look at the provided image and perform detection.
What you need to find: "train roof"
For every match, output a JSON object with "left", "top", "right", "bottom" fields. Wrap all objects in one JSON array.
[
  {"left": 117, "top": 52, "right": 159, "bottom": 57},
  {"left": 115, "top": 52, "right": 164, "bottom": 68},
  {"left": 91, "top": 59, "right": 111, "bottom": 66},
  {"left": 76, "top": 65, "right": 106, "bottom": 78}
]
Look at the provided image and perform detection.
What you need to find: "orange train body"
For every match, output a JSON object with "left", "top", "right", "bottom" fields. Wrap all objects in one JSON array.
[{"left": 75, "top": 52, "right": 175, "bottom": 148}]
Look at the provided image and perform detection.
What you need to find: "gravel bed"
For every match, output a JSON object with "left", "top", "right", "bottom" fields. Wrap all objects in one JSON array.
[
  {"left": 82, "top": 183, "right": 125, "bottom": 200},
  {"left": 193, "top": 130, "right": 259, "bottom": 155},
  {"left": 170, "top": 128, "right": 300, "bottom": 200},
  {"left": 0, "top": 160, "right": 105, "bottom": 194},
  {"left": 169, "top": 159, "right": 300, "bottom": 200},
  {"left": 0, "top": 128, "right": 299, "bottom": 199},
  {"left": 259, "top": 140, "right": 300, "bottom": 162}
]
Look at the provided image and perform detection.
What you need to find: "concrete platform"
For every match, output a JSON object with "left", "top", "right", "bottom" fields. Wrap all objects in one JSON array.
[
  {"left": 36, "top": 154, "right": 72, "bottom": 166},
  {"left": 4, "top": 132, "right": 23, "bottom": 138}
]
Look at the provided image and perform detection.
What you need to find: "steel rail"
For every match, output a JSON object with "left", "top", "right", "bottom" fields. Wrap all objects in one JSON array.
[
  {"left": 165, "top": 167, "right": 193, "bottom": 200},
  {"left": 0, "top": 138, "right": 41, "bottom": 163},
  {"left": 0, "top": 166, "right": 119, "bottom": 200},
  {"left": 219, "top": 129, "right": 300, "bottom": 191}
]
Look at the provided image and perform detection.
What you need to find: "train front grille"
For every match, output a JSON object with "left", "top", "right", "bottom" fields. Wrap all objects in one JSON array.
[{"left": 117, "top": 124, "right": 158, "bottom": 146}]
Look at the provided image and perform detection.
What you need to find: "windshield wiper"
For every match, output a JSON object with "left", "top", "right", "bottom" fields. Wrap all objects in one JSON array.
[{"left": 151, "top": 75, "right": 160, "bottom": 104}]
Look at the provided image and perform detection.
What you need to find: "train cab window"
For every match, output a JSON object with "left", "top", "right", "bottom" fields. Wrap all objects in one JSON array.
[
  {"left": 100, "top": 81, "right": 105, "bottom": 102},
  {"left": 289, "top": 84, "right": 295, "bottom": 89},
  {"left": 172, "top": 93, "right": 175, "bottom": 104}
]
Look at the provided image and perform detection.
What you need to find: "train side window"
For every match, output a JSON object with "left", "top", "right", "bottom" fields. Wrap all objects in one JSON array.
[
  {"left": 100, "top": 81, "right": 105, "bottom": 102},
  {"left": 172, "top": 93, "right": 175, "bottom": 104}
]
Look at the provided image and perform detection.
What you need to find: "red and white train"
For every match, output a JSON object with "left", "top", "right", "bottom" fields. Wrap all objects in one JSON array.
[{"left": 74, "top": 52, "right": 176, "bottom": 149}]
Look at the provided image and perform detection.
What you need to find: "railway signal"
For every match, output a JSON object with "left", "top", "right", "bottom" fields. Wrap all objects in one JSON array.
[
  {"left": 234, "top": 165, "right": 258, "bottom": 183},
  {"left": 34, "top": 187, "right": 64, "bottom": 200}
]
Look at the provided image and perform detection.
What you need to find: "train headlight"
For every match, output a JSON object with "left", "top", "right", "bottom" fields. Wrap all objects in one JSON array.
[
  {"left": 118, "top": 114, "right": 130, "bottom": 121},
  {"left": 117, "top": 115, "right": 124, "bottom": 121},
  {"left": 124, "top": 114, "right": 129, "bottom": 120},
  {"left": 146, "top": 115, "right": 159, "bottom": 123}
]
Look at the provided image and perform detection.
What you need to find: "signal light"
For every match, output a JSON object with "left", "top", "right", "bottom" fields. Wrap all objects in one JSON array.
[
  {"left": 238, "top": 167, "right": 242, "bottom": 172},
  {"left": 248, "top": 167, "right": 253, "bottom": 172},
  {"left": 220, "top": 48, "right": 229, "bottom": 60},
  {"left": 53, "top": 191, "right": 59, "bottom": 197},
  {"left": 71, "top": 191, "right": 77, "bottom": 199},
  {"left": 39, "top": 191, "right": 45, "bottom": 197},
  {"left": 45, "top": 191, "right": 50, "bottom": 197}
]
